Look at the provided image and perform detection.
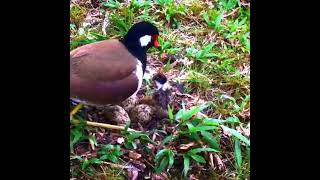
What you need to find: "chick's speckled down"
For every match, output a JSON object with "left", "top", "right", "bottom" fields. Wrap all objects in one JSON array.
[
  {"left": 103, "top": 105, "right": 130, "bottom": 125},
  {"left": 129, "top": 104, "right": 153, "bottom": 124}
]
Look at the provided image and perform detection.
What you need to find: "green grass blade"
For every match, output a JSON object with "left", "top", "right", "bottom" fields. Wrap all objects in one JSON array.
[
  {"left": 189, "top": 125, "right": 218, "bottom": 133},
  {"left": 168, "top": 150, "right": 174, "bottom": 169},
  {"left": 188, "top": 147, "right": 220, "bottom": 154},
  {"left": 190, "top": 154, "right": 206, "bottom": 163},
  {"left": 155, "top": 149, "right": 168, "bottom": 162},
  {"left": 234, "top": 138, "right": 242, "bottom": 168},
  {"left": 156, "top": 156, "right": 169, "bottom": 173},
  {"left": 221, "top": 125, "right": 250, "bottom": 146},
  {"left": 201, "top": 130, "right": 221, "bottom": 151},
  {"left": 183, "top": 155, "right": 190, "bottom": 177},
  {"left": 160, "top": 135, "right": 174, "bottom": 146}
]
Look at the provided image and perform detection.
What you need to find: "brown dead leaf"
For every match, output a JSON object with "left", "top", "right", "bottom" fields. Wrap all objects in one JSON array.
[
  {"left": 151, "top": 172, "right": 168, "bottom": 180},
  {"left": 128, "top": 169, "right": 139, "bottom": 180},
  {"left": 213, "top": 154, "right": 226, "bottom": 171},
  {"left": 179, "top": 142, "right": 196, "bottom": 150},
  {"left": 189, "top": 174, "right": 199, "bottom": 180},
  {"left": 129, "top": 151, "right": 142, "bottom": 160}
]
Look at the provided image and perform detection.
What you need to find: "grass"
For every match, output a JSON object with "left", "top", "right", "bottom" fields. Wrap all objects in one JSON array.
[{"left": 70, "top": 0, "right": 250, "bottom": 179}]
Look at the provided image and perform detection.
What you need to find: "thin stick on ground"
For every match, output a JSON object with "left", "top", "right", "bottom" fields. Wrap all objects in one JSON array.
[{"left": 70, "top": 119, "right": 141, "bottom": 132}]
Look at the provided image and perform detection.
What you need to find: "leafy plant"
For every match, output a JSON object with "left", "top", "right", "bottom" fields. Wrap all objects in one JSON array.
[
  {"left": 218, "top": 0, "right": 239, "bottom": 11},
  {"left": 102, "top": 0, "right": 120, "bottom": 9},
  {"left": 186, "top": 44, "right": 217, "bottom": 63},
  {"left": 122, "top": 131, "right": 155, "bottom": 149},
  {"left": 154, "top": 149, "right": 174, "bottom": 173},
  {"left": 98, "top": 144, "right": 122, "bottom": 163},
  {"left": 203, "top": 9, "right": 224, "bottom": 31},
  {"left": 183, "top": 148, "right": 219, "bottom": 176}
]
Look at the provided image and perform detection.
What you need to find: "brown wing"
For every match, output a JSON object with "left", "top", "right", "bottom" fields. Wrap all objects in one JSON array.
[
  {"left": 70, "top": 39, "right": 139, "bottom": 105},
  {"left": 70, "top": 39, "right": 137, "bottom": 82}
]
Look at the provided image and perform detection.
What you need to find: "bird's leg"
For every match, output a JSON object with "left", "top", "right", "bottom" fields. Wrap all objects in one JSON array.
[{"left": 70, "top": 103, "right": 83, "bottom": 119}]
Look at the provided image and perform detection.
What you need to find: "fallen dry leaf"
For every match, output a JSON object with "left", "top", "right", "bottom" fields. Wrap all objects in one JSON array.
[
  {"left": 179, "top": 142, "right": 196, "bottom": 150},
  {"left": 129, "top": 151, "right": 142, "bottom": 160},
  {"left": 213, "top": 154, "right": 226, "bottom": 171}
]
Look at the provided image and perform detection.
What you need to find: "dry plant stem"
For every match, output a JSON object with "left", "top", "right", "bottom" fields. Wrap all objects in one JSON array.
[
  {"left": 70, "top": 119, "right": 141, "bottom": 132},
  {"left": 70, "top": 103, "right": 83, "bottom": 117}
]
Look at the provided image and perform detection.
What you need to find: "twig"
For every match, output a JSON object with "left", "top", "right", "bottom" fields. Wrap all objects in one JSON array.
[
  {"left": 223, "top": 7, "right": 240, "bottom": 18},
  {"left": 70, "top": 119, "right": 141, "bottom": 132}
]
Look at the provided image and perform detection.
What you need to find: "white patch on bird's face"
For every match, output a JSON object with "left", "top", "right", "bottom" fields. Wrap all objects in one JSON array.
[
  {"left": 131, "top": 60, "right": 144, "bottom": 97},
  {"left": 139, "top": 35, "right": 151, "bottom": 47},
  {"left": 155, "top": 81, "right": 170, "bottom": 91}
]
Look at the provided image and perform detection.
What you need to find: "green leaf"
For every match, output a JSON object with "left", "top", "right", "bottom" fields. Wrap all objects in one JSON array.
[
  {"left": 182, "top": 103, "right": 210, "bottom": 121},
  {"left": 190, "top": 154, "right": 206, "bottom": 163},
  {"left": 81, "top": 159, "right": 90, "bottom": 170},
  {"left": 155, "top": 149, "right": 168, "bottom": 162},
  {"left": 234, "top": 139, "right": 242, "bottom": 168},
  {"left": 186, "top": 122, "right": 195, "bottom": 129},
  {"left": 156, "top": 156, "right": 169, "bottom": 173},
  {"left": 168, "top": 150, "right": 174, "bottom": 169},
  {"left": 161, "top": 135, "right": 174, "bottom": 146},
  {"left": 88, "top": 136, "right": 97, "bottom": 150},
  {"left": 90, "top": 158, "right": 102, "bottom": 164},
  {"left": 221, "top": 125, "right": 250, "bottom": 146},
  {"left": 167, "top": 105, "right": 174, "bottom": 121},
  {"left": 226, "top": 116, "right": 240, "bottom": 124},
  {"left": 109, "top": 154, "right": 118, "bottom": 163},
  {"left": 245, "top": 146, "right": 250, "bottom": 161},
  {"left": 203, "top": 12, "right": 210, "bottom": 25},
  {"left": 189, "top": 125, "right": 218, "bottom": 133},
  {"left": 127, "top": 132, "right": 143, "bottom": 141},
  {"left": 99, "top": 154, "right": 109, "bottom": 161},
  {"left": 214, "top": 11, "right": 224, "bottom": 31},
  {"left": 221, "top": 94, "right": 236, "bottom": 103},
  {"left": 203, "top": 118, "right": 224, "bottom": 125},
  {"left": 201, "top": 131, "right": 221, "bottom": 151},
  {"left": 188, "top": 147, "right": 219, "bottom": 154},
  {"left": 175, "top": 108, "right": 185, "bottom": 120},
  {"left": 183, "top": 155, "right": 190, "bottom": 177}
]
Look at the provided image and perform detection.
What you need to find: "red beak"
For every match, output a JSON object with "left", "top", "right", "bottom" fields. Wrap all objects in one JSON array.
[{"left": 153, "top": 35, "right": 160, "bottom": 48}]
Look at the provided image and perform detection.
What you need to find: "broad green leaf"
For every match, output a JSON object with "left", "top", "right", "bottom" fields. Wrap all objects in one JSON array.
[
  {"left": 234, "top": 139, "right": 242, "bottom": 168},
  {"left": 189, "top": 125, "right": 218, "bottom": 133},
  {"left": 203, "top": 118, "right": 224, "bottom": 125},
  {"left": 168, "top": 150, "right": 174, "bottom": 169},
  {"left": 214, "top": 11, "right": 224, "bottom": 31},
  {"left": 99, "top": 155, "right": 109, "bottom": 161},
  {"left": 90, "top": 158, "right": 102, "bottom": 164},
  {"left": 221, "top": 125, "right": 250, "bottom": 146},
  {"left": 127, "top": 132, "right": 143, "bottom": 141},
  {"left": 201, "top": 130, "right": 220, "bottom": 151},
  {"left": 188, "top": 147, "right": 219, "bottom": 154},
  {"left": 175, "top": 108, "right": 185, "bottom": 120},
  {"left": 109, "top": 154, "right": 118, "bottom": 163},
  {"left": 81, "top": 159, "right": 90, "bottom": 170},
  {"left": 186, "top": 122, "right": 195, "bottom": 129},
  {"left": 246, "top": 146, "right": 250, "bottom": 161},
  {"left": 221, "top": 95, "right": 236, "bottom": 103},
  {"left": 155, "top": 149, "right": 168, "bottom": 162},
  {"left": 190, "top": 154, "right": 206, "bottom": 163},
  {"left": 88, "top": 136, "right": 97, "bottom": 150},
  {"left": 226, "top": 116, "right": 240, "bottom": 124},
  {"left": 183, "top": 155, "right": 190, "bottom": 177},
  {"left": 182, "top": 103, "right": 210, "bottom": 121},
  {"left": 167, "top": 105, "right": 174, "bottom": 121},
  {"left": 203, "top": 44, "right": 215, "bottom": 53},
  {"left": 156, "top": 156, "right": 169, "bottom": 173},
  {"left": 161, "top": 135, "right": 174, "bottom": 146}
]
